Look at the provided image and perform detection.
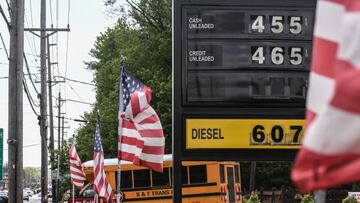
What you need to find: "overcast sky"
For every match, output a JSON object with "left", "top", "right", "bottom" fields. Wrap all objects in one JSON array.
[{"left": 0, "top": 0, "right": 118, "bottom": 167}]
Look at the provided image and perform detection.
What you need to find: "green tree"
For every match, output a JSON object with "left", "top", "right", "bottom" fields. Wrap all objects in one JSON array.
[
  {"left": 23, "top": 167, "right": 41, "bottom": 188},
  {"left": 76, "top": 0, "right": 172, "bottom": 163}
]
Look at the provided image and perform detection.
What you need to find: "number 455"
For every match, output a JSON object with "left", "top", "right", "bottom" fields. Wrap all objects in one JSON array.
[{"left": 251, "top": 15, "right": 302, "bottom": 34}]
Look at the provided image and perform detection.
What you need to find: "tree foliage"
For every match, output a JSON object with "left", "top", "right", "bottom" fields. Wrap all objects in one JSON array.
[
  {"left": 23, "top": 167, "right": 41, "bottom": 187},
  {"left": 75, "top": 0, "right": 172, "bottom": 162}
]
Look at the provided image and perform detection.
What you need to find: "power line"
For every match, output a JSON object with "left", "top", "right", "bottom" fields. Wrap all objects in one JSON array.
[
  {"left": 5, "top": 0, "right": 10, "bottom": 11},
  {"left": 56, "top": 0, "right": 59, "bottom": 78},
  {"left": 65, "top": 80, "right": 83, "bottom": 102},
  {"left": 55, "top": 76, "right": 95, "bottom": 86},
  {"left": 67, "top": 99, "right": 93, "bottom": 105},
  {"left": 0, "top": 4, "right": 10, "bottom": 28},
  {"left": 23, "top": 72, "right": 40, "bottom": 108},
  {"left": 0, "top": 32, "right": 9, "bottom": 59},
  {"left": 28, "top": 0, "right": 37, "bottom": 54},
  {"left": 23, "top": 79, "right": 40, "bottom": 117},
  {"left": 24, "top": 53, "right": 40, "bottom": 95},
  {"left": 24, "top": 14, "right": 35, "bottom": 55},
  {"left": 4, "top": 143, "right": 42, "bottom": 151},
  {"left": 64, "top": 0, "right": 71, "bottom": 79},
  {"left": 0, "top": 4, "right": 38, "bottom": 101},
  {"left": 49, "top": 0, "right": 54, "bottom": 25},
  {"left": 0, "top": 48, "right": 40, "bottom": 58}
]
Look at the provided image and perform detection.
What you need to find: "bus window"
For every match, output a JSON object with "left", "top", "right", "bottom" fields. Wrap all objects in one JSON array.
[
  {"left": 120, "top": 170, "right": 133, "bottom": 189},
  {"left": 170, "top": 168, "right": 172, "bottom": 185},
  {"left": 189, "top": 165, "right": 207, "bottom": 184},
  {"left": 152, "top": 168, "right": 170, "bottom": 187},
  {"left": 220, "top": 164, "right": 225, "bottom": 183},
  {"left": 235, "top": 165, "right": 240, "bottom": 183},
  {"left": 134, "top": 169, "right": 151, "bottom": 188},
  {"left": 182, "top": 166, "right": 188, "bottom": 184},
  {"left": 227, "top": 167, "right": 236, "bottom": 203}
]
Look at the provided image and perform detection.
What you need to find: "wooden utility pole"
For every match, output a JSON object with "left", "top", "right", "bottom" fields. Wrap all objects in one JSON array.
[
  {"left": 57, "top": 92, "right": 61, "bottom": 202},
  {"left": 62, "top": 116, "right": 65, "bottom": 151},
  {"left": 40, "top": 0, "right": 48, "bottom": 201},
  {"left": 58, "top": 92, "right": 61, "bottom": 153},
  {"left": 47, "top": 37, "right": 57, "bottom": 202},
  {"left": 8, "top": 0, "right": 24, "bottom": 202}
]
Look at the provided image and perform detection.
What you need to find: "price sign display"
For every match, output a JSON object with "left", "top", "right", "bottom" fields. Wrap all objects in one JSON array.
[
  {"left": 183, "top": 6, "right": 314, "bottom": 105},
  {"left": 186, "top": 119, "right": 305, "bottom": 149},
  {"left": 174, "top": 0, "right": 316, "bottom": 161}
]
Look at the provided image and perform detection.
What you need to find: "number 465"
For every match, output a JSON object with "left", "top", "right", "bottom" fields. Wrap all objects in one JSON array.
[{"left": 252, "top": 46, "right": 303, "bottom": 65}]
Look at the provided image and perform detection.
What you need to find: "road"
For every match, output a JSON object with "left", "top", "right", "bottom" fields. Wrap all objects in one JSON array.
[{"left": 26, "top": 196, "right": 52, "bottom": 203}]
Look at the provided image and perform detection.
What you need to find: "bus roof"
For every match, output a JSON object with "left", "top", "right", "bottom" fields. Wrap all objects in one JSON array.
[{"left": 83, "top": 154, "right": 173, "bottom": 168}]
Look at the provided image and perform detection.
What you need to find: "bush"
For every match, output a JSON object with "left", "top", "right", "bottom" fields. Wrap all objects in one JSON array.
[
  {"left": 294, "top": 194, "right": 314, "bottom": 203},
  {"left": 243, "top": 192, "right": 261, "bottom": 203},
  {"left": 342, "top": 195, "right": 358, "bottom": 203}
]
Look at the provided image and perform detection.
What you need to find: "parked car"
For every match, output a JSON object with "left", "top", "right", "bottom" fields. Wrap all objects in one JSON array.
[
  {"left": 0, "top": 196, "right": 7, "bottom": 203},
  {"left": 23, "top": 192, "right": 29, "bottom": 201}
]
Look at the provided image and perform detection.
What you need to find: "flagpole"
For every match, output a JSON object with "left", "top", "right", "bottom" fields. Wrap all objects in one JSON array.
[
  {"left": 72, "top": 134, "right": 75, "bottom": 203},
  {"left": 72, "top": 184, "right": 75, "bottom": 203},
  {"left": 117, "top": 57, "right": 125, "bottom": 203}
]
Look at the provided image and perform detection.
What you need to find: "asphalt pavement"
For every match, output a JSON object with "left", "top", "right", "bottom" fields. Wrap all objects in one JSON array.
[{"left": 25, "top": 196, "right": 52, "bottom": 203}]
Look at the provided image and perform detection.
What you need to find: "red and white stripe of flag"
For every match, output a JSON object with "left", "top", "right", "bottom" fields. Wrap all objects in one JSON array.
[
  {"left": 292, "top": 0, "right": 360, "bottom": 192},
  {"left": 69, "top": 144, "right": 86, "bottom": 188},
  {"left": 93, "top": 151, "right": 113, "bottom": 202},
  {"left": 118, "top": 89, "right": 165, "bottom": 173}
]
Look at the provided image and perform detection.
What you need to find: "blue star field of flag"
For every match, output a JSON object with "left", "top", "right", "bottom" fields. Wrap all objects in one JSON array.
[
  {"left": 121, "top": 68, "right": 145, "bottom": 111},
  {"left": 93, "top": 121, "right": 103, "bottom": 152}
]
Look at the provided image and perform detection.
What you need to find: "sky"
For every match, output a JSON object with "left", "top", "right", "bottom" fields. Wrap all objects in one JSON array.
[{"left": 0, "top": 0, "right": 119, "bottom": 167}]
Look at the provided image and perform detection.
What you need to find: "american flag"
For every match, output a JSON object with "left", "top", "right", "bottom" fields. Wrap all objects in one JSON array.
[
  {"left": 118, "top": 67, "right": 165, "bottom": 172},
  {"left": 68, "top": 143, "right": 86, "bottom": 188},
  {"left": 93, "top": 117, "right": 113, "bottom": 201},
  {"left": 292, "top": 0, "right": 360, "bottom": 192}
]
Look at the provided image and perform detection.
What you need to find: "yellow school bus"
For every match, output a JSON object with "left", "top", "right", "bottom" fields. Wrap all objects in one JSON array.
[{"left": 82, "top": 155, "right": 242, "bottom": 203}]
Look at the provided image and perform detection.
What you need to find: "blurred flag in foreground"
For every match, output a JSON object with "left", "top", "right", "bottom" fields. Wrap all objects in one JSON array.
[
  {"left": 292, "top": 0, "right": 360, "bottom": 192},
  {"left": 69, "top": 143, "right": 86, "bottom": 188},
  {"left": 118, "top": 66, "right": 165, "bottom": 173},
  {"left": 93, "top": 115, "right": 113, "bottom": 202}
]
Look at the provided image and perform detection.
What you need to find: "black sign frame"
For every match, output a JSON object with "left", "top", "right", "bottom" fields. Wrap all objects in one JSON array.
[{"left": 173, "top": 0, "right": 316, "bottom": 202}]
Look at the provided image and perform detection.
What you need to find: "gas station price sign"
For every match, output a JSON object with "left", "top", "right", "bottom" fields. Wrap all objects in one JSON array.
[{"left": 174, "top": 0, "right": 316, "bottom": 161}]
